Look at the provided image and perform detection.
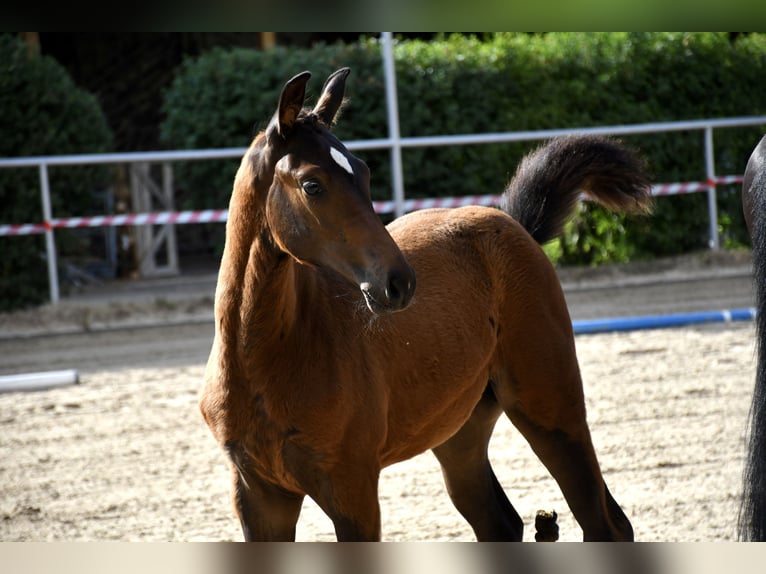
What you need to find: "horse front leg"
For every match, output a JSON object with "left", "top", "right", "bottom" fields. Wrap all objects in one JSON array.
[
  {"left": 229, "top": 466, "right": 304, "bottom": 541},
  {"left": 302, "top": 461, "right": 383, "bottom": 541},
  {"left": 226, "top": 443, "right": 304, "bottom": 541}
]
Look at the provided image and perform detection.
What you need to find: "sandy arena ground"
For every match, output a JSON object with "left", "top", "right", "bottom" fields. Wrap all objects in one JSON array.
[{"left": 0, "top": 253, "right": 758, "bottom": 542}]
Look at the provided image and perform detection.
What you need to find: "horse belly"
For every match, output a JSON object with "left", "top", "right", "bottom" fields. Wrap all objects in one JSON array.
[{"left": 378, "top": 320, "right": 496, "bottom": 465}]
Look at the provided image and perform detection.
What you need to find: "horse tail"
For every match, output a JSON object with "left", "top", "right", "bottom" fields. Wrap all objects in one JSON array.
[
  {"left": 501, "top": 135, "right": 653, "bottom": 245},
  {"left": 739, "top": 135, "right": 766, "bottom": 541}
]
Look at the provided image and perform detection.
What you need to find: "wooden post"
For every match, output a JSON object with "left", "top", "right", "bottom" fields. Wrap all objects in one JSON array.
[
  {"left": 20, "top": 32, "right": 40, "bottom": 59},
  {"left": 261, "top": 32, "right": 276, "bottom": 49},
  {"left": 129, "top": 163, "right": 179, "bottom": 278}
]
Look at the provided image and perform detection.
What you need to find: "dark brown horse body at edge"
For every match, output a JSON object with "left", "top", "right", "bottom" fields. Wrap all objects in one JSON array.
[
  {"left": 200, "top": 68, "right": 652, "bottom": 541},
  {"left": 739, "top": 133, "right": 766, "bottom": 541}
]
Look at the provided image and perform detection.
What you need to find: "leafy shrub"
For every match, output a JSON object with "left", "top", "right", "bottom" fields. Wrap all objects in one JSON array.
[
  {"left": 0, "top": 34, "right": 113, "bottom": 310},
  {"left": 159, "top": 33, "right": 766, "bottom": 263}
]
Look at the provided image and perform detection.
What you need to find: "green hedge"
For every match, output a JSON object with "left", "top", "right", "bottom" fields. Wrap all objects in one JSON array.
[
  {"left": 160, "top": 33, "right": 766, "bottom": 264},
  {"left": 0, "top": 34, "right": 113, "bottom": 310}
]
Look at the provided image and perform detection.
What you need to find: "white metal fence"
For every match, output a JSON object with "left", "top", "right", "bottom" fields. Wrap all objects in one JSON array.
[{"left": 2, "top": 115, "right": 764, "bottom": 304}]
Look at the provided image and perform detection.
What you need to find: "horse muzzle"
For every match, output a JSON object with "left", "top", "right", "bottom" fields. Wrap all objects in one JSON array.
[{"left": 360, "top": 265, "right": 416, "bottom": 315}]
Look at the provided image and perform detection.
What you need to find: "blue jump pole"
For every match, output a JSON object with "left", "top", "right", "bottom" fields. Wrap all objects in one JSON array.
[{"left": 573, "top": 307, "right": 757, "bottom": 335}]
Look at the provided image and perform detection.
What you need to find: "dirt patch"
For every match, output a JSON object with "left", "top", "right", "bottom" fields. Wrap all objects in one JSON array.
[
  {"left": 0, "top": 322, "right": 755, "bottom": 541},
  {"left": 0, "top": 250, "right": 756, "bottom": 541}
]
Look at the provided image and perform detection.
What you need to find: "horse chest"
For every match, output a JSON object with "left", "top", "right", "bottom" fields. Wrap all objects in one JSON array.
[{"left": 220, "top": 387, "right": 326, "bottom": 493}]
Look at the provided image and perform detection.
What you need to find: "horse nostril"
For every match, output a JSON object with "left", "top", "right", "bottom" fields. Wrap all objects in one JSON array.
[{"left": 386, "top": 268, "right": 416, "bottom": 310}]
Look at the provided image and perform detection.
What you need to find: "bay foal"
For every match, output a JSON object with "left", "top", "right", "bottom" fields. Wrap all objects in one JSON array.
[{"left": 200, "top": 68, "right": 652, "bottom": 541}]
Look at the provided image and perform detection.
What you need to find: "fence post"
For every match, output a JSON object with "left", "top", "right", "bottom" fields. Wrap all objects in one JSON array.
[
  {"left": 704, "top": 126, "right": 720, "bottom": 250},
  {"left": 381, "top": 32, "right": 406, "bottom": 218},
  {"left": 39, "top": 163, "right": 60, "bottom": 304},
  {"left": 129, "top": 162, "right": 179, "bottom": 277}
]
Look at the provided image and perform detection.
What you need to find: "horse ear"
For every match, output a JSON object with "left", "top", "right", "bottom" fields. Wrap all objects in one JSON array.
[
  {"left": 312, "top": 68, "right": 351, "bottom": 126},
  {"left": 272, "top": 71, "right": 311, "bottom": 138}
]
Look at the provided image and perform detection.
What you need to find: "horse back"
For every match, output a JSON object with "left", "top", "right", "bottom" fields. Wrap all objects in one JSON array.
[{"left": 388, "top": 206, "right": 567, "bottom": 321}]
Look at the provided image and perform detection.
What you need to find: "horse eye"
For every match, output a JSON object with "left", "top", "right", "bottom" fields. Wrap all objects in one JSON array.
[{"left": 301, "top": 179, "right": 323, "bottom": 196}]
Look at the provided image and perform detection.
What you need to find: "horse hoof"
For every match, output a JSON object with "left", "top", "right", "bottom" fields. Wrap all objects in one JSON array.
[{"left": 534, "top": 509, "right": 559, "bottom": 542}]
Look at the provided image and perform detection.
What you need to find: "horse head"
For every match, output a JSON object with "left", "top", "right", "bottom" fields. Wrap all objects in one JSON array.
[{"left": 257, "top": 68, "right": 416, "bottom": 315}]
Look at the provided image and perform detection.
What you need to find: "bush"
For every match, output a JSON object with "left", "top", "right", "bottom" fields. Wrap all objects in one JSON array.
[
  {"left": 159, "top": 33, "right": 766, "bottom": 263},
  {"left": 0, "top": 34, "right": 113, "bottom": 310}
]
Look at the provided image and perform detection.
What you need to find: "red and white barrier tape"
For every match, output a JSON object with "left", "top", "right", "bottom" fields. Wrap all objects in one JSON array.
[
  {"left": 651, "top": 175, "right": 743, "bottom": 196},
  {"left": 48, "top": 209, "right": 229, "bottom": 229},
  {"left": 0, "top": 175, "right": 745, "bottom": 237},
  {"left": 0, "top": 209, "right": 229, "bottom": 237}
]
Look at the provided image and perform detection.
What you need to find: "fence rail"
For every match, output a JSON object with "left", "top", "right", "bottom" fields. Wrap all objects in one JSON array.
[{"left": 1, "top": 116, "right": 765, "bottom": 304}]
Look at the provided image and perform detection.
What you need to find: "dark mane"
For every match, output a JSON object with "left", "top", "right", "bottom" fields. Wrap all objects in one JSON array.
[
  {"left": 299, "top": 110, "right": 325, "bottom": 132},
  {"left": 250, "top": 109, "right": 326, "bottom": 140}
]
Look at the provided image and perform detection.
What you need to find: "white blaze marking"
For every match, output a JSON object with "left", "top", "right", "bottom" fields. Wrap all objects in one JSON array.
[{"left": 330, "top": 146, "right": 354, "bottom": 176}]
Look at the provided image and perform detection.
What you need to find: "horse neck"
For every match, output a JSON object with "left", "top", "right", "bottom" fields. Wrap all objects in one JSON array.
[{"left": 214, "top": 146, "right": 302, "bottom": 348}]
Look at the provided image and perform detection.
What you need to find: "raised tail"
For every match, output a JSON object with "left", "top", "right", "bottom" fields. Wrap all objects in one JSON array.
[
  {"left": 501, "top": 134, "right": 653, "bottom": 245},
  {"left": 739, "top": 134, "right": 766, "bottom": 541}
]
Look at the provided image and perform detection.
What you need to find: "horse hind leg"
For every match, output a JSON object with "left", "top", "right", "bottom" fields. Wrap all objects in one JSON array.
[
  {"left": 504, "top": 408, "right": 633, "bottom": 541},
  {"left": 432, "top": 386, "right": 524, "bottom": 541},
  {"left": 492, "top": 331, "right": 633, "bottom": 541}
]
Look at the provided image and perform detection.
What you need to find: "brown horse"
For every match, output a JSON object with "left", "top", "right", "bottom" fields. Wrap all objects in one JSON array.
[
  {"left": 200, "top": 68, "right": 652, "bottom": 541},
  {"left": 739, "top": 133, "right": 766, "bottom": 541}
]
